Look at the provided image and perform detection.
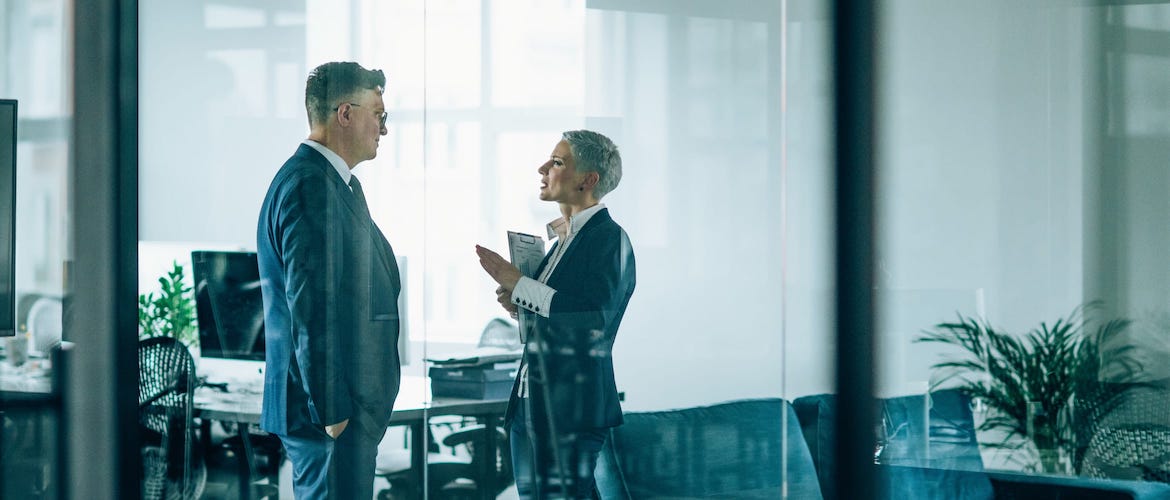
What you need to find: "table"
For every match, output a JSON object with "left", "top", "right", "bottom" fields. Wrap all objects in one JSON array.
[
  {"left": 0, "top": 357, "right": 52, "bottom": 394},
  {"left": 194, "top": 375, "right": 509, "bottom": 499}
]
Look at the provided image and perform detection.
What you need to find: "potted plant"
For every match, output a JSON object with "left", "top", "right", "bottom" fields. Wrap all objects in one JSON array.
[
  {"left": 916, "top": 303, "right": 1138, "bottom": 474},
  {"left": 138, "top": 261, "right": 198, "bottom": 349}
]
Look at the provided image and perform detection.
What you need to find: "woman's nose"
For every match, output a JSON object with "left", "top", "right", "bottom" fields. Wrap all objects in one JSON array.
[{"left": 538, "top": 161, "right": 549, "bottom": 174}]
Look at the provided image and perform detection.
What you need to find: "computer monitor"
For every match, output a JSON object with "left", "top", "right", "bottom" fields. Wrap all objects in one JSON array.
[
  {"left": 192, "top": 250, "right": 412, "bottom": 366},
  {"left": 192, "top": 250, "right": 265, "bottom": 360},
  {"left": 0, "top": 100, "right": 16, "bottom": 337}
]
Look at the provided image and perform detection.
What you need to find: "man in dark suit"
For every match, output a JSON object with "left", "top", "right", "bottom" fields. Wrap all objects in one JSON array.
[{"left": 256, "top": 61, "right": 401, "bottom": 499}]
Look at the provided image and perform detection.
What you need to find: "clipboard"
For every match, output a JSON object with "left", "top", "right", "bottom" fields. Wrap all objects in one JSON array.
[{"left": 507, "top": 231, "right": 545, "bottom": 342}]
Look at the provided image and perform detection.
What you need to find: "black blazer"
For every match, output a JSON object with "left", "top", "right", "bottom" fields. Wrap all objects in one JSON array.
[
  {"left": 505, "top": 208, "right": 636, "bottom": 433},
  {"left": 256, "top": 144, "right": 402, "bottom": 437}
]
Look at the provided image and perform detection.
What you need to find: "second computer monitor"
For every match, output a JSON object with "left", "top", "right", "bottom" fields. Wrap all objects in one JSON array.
[{"left": 192, "top": 250, "right": 265, "bottom": 361}]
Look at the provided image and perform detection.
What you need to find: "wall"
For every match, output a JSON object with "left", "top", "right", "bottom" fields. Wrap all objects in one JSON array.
[{"left": 876, "top": 0, "right": 1090, "bottom": 394}]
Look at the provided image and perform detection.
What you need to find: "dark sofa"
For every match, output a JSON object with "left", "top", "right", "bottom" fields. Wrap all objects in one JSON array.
[
  {"left": 793, "top": 390, "right": 989, "bottom": 500},
  {"left": 792, "top": 391, "right": 1170, "bottom": 500},
  {"left": 593, "top": 393, "right": 1170, "bottom": 499},
  {"left": 595, "top": 398, "right": 823, "bottom": 499}
]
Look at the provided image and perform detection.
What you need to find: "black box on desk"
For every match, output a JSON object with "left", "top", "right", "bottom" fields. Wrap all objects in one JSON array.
[{"left": 429, "top": 364, "right": 517, "bottom": 400}]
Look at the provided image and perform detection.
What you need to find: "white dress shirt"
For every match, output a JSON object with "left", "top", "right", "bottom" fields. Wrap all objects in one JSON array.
[
  {"left": 303, "top": 139, "right": 353, "bottom": 190},
  {"left": 512, "top": 203, "right": 606, "bottom": 397}
]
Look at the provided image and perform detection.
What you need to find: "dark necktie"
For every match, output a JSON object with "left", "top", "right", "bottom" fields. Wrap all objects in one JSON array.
[{"left": 349, "top": 176, "right": 371, "bottom": 218}]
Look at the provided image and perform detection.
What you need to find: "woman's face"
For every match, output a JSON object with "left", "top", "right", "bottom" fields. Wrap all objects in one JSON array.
[{"left": 537, "top": 139, "right": 582, "bottom": 203}]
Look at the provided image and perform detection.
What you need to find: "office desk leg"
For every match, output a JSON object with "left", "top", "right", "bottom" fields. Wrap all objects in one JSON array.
[
  {"left": 238, "top": 423, "right": 258, "bottom": 500},
  {"left": 410, "top": 420, "right": 426, "bottom": 498},
  {"left": 479, "top": 417, "right": 499, "bottom": 500},
  {"left": 199, "top": 419, "right": 212, "bottom": 461}
]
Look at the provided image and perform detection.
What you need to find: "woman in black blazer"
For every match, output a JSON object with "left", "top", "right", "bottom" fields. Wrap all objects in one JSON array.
[{"left": 476, "top": 130, "right": 636, "bottom": 499}]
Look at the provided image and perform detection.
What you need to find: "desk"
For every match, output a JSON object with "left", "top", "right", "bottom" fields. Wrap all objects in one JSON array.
[
  {"left": 194, "top": 375, "right": 509, "bottom": 499},
  {"left": 0, "top": 357, "right": 52, "bottom": 394},
  {"left": 0, "top": 356, "right": 58, "bottom": 498}
]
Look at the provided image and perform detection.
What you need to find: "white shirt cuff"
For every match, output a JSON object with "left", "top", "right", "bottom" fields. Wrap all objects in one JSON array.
[{"left": 511, "top": 276, "right": 555, "bottom": 318}]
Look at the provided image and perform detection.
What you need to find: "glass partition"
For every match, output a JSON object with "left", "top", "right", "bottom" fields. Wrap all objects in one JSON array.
[
  {"left": 4, "top": 0, "right": 1165, "bottom": 497},
  {"left": 135, "top": 0, "right": 816, "bottom": 498},
  {"left": 0, "top": 0, "right": 71, "bottom": 497},
  {"left": 875, "top": 0, "right": 1170, "bottom": 496}
]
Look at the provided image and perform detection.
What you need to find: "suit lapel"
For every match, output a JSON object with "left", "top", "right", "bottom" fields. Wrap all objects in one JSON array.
[
  {"left": 534, "top": 243, "right": 557, "bottom": 278},
  {"left": 543, "top": 208, "right": 611, "bottom": 286},
  {"left": 295, "top": 144, "right": 366, "bottom": 221},
  {"left": 297, "top": 144, "right": 399, "bottom": 288}
]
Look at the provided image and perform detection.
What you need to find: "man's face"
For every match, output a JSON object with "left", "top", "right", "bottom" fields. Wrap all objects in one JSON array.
[{"left": 347, "top": 87, "right": 388, "bottom": 163}]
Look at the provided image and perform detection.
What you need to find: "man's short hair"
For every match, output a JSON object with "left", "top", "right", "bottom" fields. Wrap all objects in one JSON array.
[
  {"left": 305, "top": 62, "right": 386, "bottom": 127},
  {"left": 562, "top": 130, "right": 622, "bottom": 199}
]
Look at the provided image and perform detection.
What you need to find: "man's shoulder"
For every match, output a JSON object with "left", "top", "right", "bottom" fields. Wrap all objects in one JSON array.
[{"left": 271, "top": 148, "right": 331, "bottom": 188}]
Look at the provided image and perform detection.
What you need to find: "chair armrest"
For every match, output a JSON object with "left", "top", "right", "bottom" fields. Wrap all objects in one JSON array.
[{"left": 441, "top": 425, "right": 506, "bottom": 448}]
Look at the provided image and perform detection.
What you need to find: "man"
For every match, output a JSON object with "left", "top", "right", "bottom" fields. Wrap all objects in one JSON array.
[{"left": 256, "top": 61, "right": 401, "bottom": 499}]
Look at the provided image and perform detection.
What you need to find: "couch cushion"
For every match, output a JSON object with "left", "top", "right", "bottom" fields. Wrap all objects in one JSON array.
[
  {"left": 595, "top": 398, "right": 822, "bottom": 499},
  {"left": 792, "top": 393, "right": 837, "bottom": 500},
  {"left": 880, "top": 464, "right": 993, "bottom": 500},
  {"left": 987, "top": 469, "right": 1170, "bottom": 500}
]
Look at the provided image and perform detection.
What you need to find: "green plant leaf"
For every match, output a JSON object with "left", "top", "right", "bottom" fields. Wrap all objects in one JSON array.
[{"left": 915, "top": 303, "right": 1139, "bottom": 473}]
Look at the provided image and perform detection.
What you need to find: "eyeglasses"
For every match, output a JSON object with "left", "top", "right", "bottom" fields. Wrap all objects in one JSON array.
[{"left": 334, "top": 102, "right": 388, "bottom": 128}]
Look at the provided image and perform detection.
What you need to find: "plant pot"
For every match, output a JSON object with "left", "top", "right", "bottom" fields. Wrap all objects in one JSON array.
[{"left": 1037, "top": 447, "right": 1071, "bottom": 475}]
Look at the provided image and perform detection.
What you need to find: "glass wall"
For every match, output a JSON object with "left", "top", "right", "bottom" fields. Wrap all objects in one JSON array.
[
  {"left": 136, "top": 0, "right": 815, "bottom": 498},
  {"left": 9, "top": 0, "right": 1170, "bottom": 498},
  {"left": 874, "top": 0, "right": 1170, "bottom": 496},
  {"left": 0, "top": 0, "right": 71, "bottom": 497}
]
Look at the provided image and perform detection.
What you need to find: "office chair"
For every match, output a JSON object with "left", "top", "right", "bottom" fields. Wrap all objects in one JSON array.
[
  {"left": 26, "top": 296, "right": 63, "bottom": 354},
  {"left": 478, "top": 317, "right": 522, "bottom": 351},
  {"left": 138, "top": 336, "right": 206, "bottom": 500},
  {"left": 376, "top": 423, "right": 512, "bottom": 500},
  {"left": 376, "top": 318, "right": 520, "bottom": 499}
]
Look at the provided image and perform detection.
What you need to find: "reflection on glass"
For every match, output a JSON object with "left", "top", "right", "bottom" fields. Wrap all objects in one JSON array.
[
  {"left": 2, "top": 0, "right": 69, "bottom": 497},
  {"left": 139, "top": 0, "right": 798, "bottom": 497},
  {"left": 877, "top": 0, "right": 1170, "bottom": 495}
]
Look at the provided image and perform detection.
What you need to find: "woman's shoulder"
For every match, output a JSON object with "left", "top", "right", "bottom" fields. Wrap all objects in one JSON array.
[
  {"left": 581, "top": 208, "right": 621, "bottom": 235},
  {"left": 581, "top": 210, "right": 633, "bottom": 249}
]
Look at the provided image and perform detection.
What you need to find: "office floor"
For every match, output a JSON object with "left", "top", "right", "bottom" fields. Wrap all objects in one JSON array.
[
  {"left": 199, "top": 428, "right": 520, "bottom": 500},
  {"left": 202, "top": 462, "right": 520, "bottom": 499}
]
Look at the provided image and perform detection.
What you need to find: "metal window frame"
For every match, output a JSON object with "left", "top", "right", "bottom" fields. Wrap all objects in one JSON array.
[{"left": 68, "top": 0, "right": 139, "bottom": 497}]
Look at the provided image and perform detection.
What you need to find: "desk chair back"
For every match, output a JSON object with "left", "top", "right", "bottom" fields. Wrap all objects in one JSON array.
[
  {"left": 26, "top": 296, "right": 62, "bottom": 353},
  {"left": 478, "top": 317, "right": 521, "bottom": 350},
  {"left": 138, "top": 336, "right": 205, "bottom": 500},
  {"left": 377, "top": 421, "right": 513, "bottom": 500}
]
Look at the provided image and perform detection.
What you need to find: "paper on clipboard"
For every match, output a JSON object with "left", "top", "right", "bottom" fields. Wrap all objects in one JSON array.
[{"left": 507, "top": 231, "right": 545, "bottom": 342}]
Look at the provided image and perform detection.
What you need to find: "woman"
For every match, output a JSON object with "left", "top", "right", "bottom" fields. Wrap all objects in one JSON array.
[{"left": 476, "top": 130, "right": 636, "bottom": 499}]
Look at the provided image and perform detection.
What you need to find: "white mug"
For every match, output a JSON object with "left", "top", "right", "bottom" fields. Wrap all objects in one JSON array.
[{"left": 5, "top": 334, "right": 29, "bottom": 367}]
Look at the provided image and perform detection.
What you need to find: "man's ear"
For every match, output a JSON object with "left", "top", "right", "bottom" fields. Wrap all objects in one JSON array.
[{"left": 336, "top": 104, "right": 351, "bottom": 126}]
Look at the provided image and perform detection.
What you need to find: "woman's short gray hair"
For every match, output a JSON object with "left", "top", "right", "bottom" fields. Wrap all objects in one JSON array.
[{"left": 562, "top": 130, "right": 622, "bottom": 199}]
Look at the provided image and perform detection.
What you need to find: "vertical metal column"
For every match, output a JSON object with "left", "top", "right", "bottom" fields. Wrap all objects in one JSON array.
[
  {"left": 831, "top": 1, "right": 877, "bottom": 499},
  {"left": 68, "top": 0, "right": 139, "bottom": 497}
]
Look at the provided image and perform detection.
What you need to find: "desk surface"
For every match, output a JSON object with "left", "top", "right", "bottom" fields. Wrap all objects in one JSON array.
[
  {"left": 0, "top": 357, "right": 53, "bottom": 394},
  {"left": 194, "top": 375, "right": 508, "bottom": 425},
  {"left": 3, "top": 362, "right": 509, "bottom": 426}
]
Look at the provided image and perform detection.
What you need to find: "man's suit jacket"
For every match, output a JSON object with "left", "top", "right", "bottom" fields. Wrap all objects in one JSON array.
[
  {"left": 505, "top": 208, "right": 636, "bottom": 433},
  {"left": 256, "top": 143, "right": 402, "bottom": 437}
]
